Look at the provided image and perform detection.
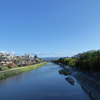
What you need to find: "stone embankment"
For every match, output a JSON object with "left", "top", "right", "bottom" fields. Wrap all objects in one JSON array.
[
  {"left": 64, "top": 65, "right": 100, "bottom": 100},
  {"left": 0, "top": 62, "right": 46, "bottom": 80}
]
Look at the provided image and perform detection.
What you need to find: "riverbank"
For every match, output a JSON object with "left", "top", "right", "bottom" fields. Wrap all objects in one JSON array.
[
  {"left": 65, "top": 65, "right": 100, "bottom": 100},
  {"left": 55, "top": 62, "right": 100, "bottom": 100},
  {"left": 72, "top": 73, "right": 100, "bottom": 100},
  {"left": 0, "top": 62, "right": 46, "bottom": 80}
]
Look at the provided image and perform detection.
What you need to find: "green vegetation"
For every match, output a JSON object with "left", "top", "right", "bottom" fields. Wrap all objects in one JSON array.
[
  {"left": 0, "top": 62, "right": 46, "bottom": 80},
  {"left": 75, "top": 51, "right": 100, "bottom": 72},
  {"left": 54, "top": 51, "right": 100, "bottom": 72},
  {"left": 58, "top": 69, "right": 70, "bottom": 75},
  {"left": 36, "top": 60, "right": 40, "bottom": 63},
  {"left": 1, "top": 67, "right": 9, "bottom": 71},
  {"left": 0, "top": 72, "right": 17, "bottom": 80},
  {"left": 14, "top": 65, "right": 18, "bottom": 68},
  {"left": 53, "top": 57, "right": 76, "bottom": 68}
]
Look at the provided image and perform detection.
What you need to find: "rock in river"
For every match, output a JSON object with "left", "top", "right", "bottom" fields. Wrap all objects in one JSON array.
[
  {"left": 58, "top": 69, "right": 70, "bottom": 75},
  {"left": 65, "top": 77, "right": 75, "bottom": 85}
]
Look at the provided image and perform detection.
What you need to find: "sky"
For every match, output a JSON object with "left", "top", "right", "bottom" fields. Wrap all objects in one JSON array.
[{"left": 0, "top": 0, "right": 100, "bottom": 57}]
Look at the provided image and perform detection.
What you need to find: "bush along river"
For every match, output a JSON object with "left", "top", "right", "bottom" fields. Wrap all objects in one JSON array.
[{"left": 0, "top": 62, "right": 93, "bottom": 100}]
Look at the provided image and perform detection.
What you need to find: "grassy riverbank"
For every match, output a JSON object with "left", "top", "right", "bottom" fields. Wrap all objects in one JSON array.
[{"left": 0, "top": 62, "right": 46, "bottom": 80}]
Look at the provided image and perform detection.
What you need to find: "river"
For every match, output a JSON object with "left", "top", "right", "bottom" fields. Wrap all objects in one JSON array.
[{"left": 0, "top": 62, "right": 93, "bottom": 100}]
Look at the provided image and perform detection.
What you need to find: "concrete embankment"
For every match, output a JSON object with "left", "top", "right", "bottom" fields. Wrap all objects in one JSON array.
[
  {"left": 64, "top": 65, "right": 100, "bottom": 100},
  {"left": 0, "top": 62, "right": 46, "bottom": 80}
]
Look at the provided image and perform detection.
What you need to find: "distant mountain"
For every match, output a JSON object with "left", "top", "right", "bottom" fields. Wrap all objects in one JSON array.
[{"left": 40, "top": 57, "right": 62, "bottom": 61}]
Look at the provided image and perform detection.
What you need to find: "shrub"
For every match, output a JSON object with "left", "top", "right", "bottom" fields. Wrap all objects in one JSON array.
[
  {"left": 83, "top": 60, "right": 90, "bottom": 71},
  {"left": 78, "top": 61, "right": 84, "bottom": 70},
  {"left": 1, "top": 67, "right": 8, "bottom": 71},
  {"left": 90, "top": 59, "right": 100, "bottom": 72},
  {"left": 10, "top": 67, "right": 14, "bottom": 69},
  {"left": 18, "top": 65, "right": 23, "bottom": 67},
  {"left": 14, "top": 66, "right": 18, "bottom": 68},
  {"left": 70, "top": 63, "right": 75, "bottom": 68},
  {"left": 20, "top": 65, "right": 23, "bottom": 67},
  {"left": 64, "top": 58, "right": 76, "bottom": 65},
  {"left": 75, "top": 61, "right": 80, "bottom": 68},
  {"left": 59, "top": 58, "right": 63, "bottom": 62},
  {"left": 36, "top": 60, "right": 40, "bottom": 63}
]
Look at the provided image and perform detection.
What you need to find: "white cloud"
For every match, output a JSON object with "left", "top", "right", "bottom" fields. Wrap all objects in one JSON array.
[
  {"left": 68, "top": 52, "right": 77, "bottom": 55},
  {"left": 0, "top": 51, "right": 8, "bottom": 54},
  {"left": 0, "top": 51, "right": 15, "bottom": 55},
  {"left": 69, "top": 52, "right": 74, "bottom": 54},
  {"left": 29, "top": 52, "right": 64, "bottom": 57},
  {"left": 29, "top": 53, "right": 35, "bottom": 55},
  {"left": 29, "top": 52, "right": 49, "bottom": 56},
  {"left": 44, "top": 52, "right": 48, "bottom": 55},
  {"left": 35, "top": 53, "right": 40, "bottom": 55},
  {"left": 29, "top": 53, "right": 43, "bottom": 56},
  {"left": 10, "top": 51, "right": 15, "bottom": 55},
  {"left": 53, "top": 52, "right": 64, "bottom": 55}
]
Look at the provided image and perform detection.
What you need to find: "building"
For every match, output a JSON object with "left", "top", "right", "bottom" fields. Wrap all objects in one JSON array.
[{"left": 0, "top": 53, "right": 13, "bottom": 67}]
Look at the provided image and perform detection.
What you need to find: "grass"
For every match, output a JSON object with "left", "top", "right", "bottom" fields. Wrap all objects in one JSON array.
[
  {"left": 1, "top": 67, "right": 9, "bottom": 71},
  {"left": 0, "top": 62, "right": 46, "bottom": 80}
]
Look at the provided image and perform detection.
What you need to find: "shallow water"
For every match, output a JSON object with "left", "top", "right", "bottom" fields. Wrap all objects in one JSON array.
[{"left": 0, "top": 62, "right": 93, "bottom": 100}]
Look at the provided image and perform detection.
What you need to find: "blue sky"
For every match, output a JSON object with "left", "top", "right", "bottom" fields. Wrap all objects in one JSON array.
[{"left": 0, "top": 0, "right": 100, "bottom": 57}]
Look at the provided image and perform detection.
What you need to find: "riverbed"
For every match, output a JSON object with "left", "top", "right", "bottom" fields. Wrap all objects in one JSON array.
[{"left": 0, "top": 62, "right": 93, "bottom": 100}]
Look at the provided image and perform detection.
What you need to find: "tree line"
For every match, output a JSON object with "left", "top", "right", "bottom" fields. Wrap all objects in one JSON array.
[{"left": 53, "top": 51, "right": 100, "bottom": 72}]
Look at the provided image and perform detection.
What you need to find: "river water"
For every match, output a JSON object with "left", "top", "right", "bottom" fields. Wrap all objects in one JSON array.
[{"left": 0, "top": 62, "right": 93, "bottom": 100}]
